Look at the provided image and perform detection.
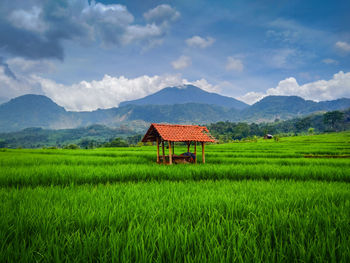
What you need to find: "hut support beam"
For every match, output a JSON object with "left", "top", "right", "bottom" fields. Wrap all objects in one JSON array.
[
  {"left": 194, "top": 142, "right": 197, "bottom": 164},
  {"left": 156, "top": 137, "right": 160, "bottom": 163},
  {"left": 162, "top": 141, "right": 165, "bottom": 164},
  {"left": 187, "top": 141, "right": 190, "bottom": 152},
  {"left": 168, "top": 141, "right": 172, "bottom": 165},
  {"left": 202, "top": 142, "right": 205, "bottom": 164}
]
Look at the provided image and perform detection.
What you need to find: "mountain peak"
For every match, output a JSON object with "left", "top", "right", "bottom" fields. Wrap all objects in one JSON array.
[{"left": 119, "top": 85, "right": 248, "bottom": 110}]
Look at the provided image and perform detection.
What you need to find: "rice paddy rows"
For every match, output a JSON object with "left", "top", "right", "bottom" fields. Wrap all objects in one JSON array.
[
  {"left": 0, "top": 132, "right": 349, "bottom": 187},
  {"left": 1, "top": 180, "right": 349, "bottom": 262},
  {"left": 0, "top": 132, "right": 349, "bottom": 262}
]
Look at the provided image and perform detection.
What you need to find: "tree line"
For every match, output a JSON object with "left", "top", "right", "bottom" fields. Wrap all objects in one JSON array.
[
  {"left": 208, "top": 109, "right": 349, "bottom": 142},
  {"left": 0, "top": 109, "right": 349, "bottom": 148}
]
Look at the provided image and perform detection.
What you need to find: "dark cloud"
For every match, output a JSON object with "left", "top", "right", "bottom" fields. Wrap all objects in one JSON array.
[
  {"left": 0, "top": 0, "right": 179, "bottom": 60},
  {"left": 0, "top": 20, "right": 64, "bottom": 60},
  {"left": 0, "top": 57, "right": 17, "bottom": 79}
]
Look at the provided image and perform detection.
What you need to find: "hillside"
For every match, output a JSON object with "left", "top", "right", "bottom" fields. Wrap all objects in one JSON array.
[
  {"left": 0, "top": 88, "right": 350, "bottom": 132},
  {"left": 0, "top": 94, "right": 72, "bottom": 132},
  {"left": 1, "top": 108, "right": 349, "bottom": 148},
  {"left": 241, "top": 96, "right": 350, "bottom": 122},
  {"left": 119, "top": 85, "right": 248, "bottom": 110}
]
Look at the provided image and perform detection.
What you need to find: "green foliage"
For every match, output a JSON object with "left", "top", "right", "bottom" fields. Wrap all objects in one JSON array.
[
  {"left": 0, "top": 140, "right": 6, "bottom": 148},
  {"left": 103, "top": 138, "right": 129, "bottom": 147},
  {"left": 125, "top": 134, "right": 142, "bottom": 145},
  {"left": 1, "top": 181, "right": 349, "bottom": 262},
  {"left": 308, "top": 127, "right": 315, "bottom": 135},
  {"left": 208, "top": 108, "right": 350, "bottom": 140},
  {"left": 63, "top": 144, "right": 79, "bottom": 149},
  {"left": 1, "top": 109, "right": 349, "bottom": 149},
  {"left": 0, "top": 132, "right": 350, "bottom": 262},
  {"left": 0, "top": 125, "right": 138, "bottom": 149},
  {"left": 324, "top": 110, "right": 345, "bottom": 131}
]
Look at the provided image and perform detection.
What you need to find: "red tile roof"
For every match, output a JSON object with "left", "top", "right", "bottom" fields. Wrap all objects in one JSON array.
[{"left": 142, "top": 123, "right": 216, "bottom": 142}]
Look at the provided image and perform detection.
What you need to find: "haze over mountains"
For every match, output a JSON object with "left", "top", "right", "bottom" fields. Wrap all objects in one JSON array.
[{"left": 0, "top": 85, "right": 349, "bottom": 132}]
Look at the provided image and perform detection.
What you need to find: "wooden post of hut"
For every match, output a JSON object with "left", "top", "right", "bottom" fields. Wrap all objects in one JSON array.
[
  {"left": 202, "top": 142, "right": 205, "bottom": 163},
  {"left": 168, "top": 141, "right": 172, "bottom": 164},
  {"left": 194, "top": 142, "right": 197, "bottom": 164},
  {"left": 161, "top": 140, "right": 165, "bottom": 164},
  {"left": 156, "top": 137, "right": 160, "bottom": 163},
  {"left": 141, "top": 123, "right": 215, "bottom": 165}
]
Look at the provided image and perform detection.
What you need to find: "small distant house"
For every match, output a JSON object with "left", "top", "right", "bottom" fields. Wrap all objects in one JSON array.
[
  {"left": 142, "top": 123, "right": 216, "bottom": 164},
  {"left": 264, "top": 134, "right": 273, "bottom": 139}
]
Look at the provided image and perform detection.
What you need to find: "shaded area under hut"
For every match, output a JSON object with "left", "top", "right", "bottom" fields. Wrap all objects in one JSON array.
[{"left": 142, "top": 123, "right": 216, "bottom": 164}]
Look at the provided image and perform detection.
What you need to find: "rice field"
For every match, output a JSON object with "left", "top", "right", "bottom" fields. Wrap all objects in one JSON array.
[{"left": 1, "top": 132, "right": 350, "bottom": 262}]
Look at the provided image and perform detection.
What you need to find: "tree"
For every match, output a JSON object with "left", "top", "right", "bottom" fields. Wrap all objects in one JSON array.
[
  {"left": 308, "top": 127, "right": 314, "bottom": 135},
  {"left": 323, "top": 111, "right": 344, "bottom": 131},
  {"left": 64, "top": 144, "right": 79, "bottom": 149},
  {"left": 0, "top": 140, "right": 7, "bottom": 148},
  {"left": 104, "top": 138, "right": 129, "bottom": 147},
  {"left": 295, "top": 117, "right": 311, "bottom": 132},
  {"left": 79, "top": 139, "right": 97, "bottom": 149}
]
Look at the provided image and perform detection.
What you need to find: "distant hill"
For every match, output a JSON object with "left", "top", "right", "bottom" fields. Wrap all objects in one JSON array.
[
  {"left": 0, "top": 90, "right": 349, "bottom": 132},
  {"left": 0, "top": 125, "right": 138, "bottom": 148},
  {"left": 2, "top": 108, "right": 349, "bottom": 148},
  {"left": 119, "top": 85, "right": 248, "bottom": 110},
  {"left": 0, "top": 94, "right": 73, "bottom": 132},
  {"left": 241, "top": 96, "right": 350, "bottom": 122}
]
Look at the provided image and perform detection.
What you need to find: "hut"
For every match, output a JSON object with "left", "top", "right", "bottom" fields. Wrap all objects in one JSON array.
[
  {"left": 264, "top": 134, "right": 273, "bottom": 139},
  {"left": 142, "top": 123, "right": 216, "bottom": 164}
]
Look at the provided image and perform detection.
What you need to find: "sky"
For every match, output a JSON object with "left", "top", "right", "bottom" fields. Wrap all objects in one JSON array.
[{"left": 0, "top": 0, "right": 350, "bottom": 111}]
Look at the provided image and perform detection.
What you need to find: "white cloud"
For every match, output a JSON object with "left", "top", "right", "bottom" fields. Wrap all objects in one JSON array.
[
  {"left": 0, "top": 58, "right": 220, "bottom": 111},
  {"left": 266, "top": 48, "right": 297, "bottom": 68},
  {"left": 34, "top": 74, "right": 183, "bottom": 111},
  {"left": 171, "top": 55, "right": 191, "bottom": 70},
  {"left": 190, "top": 79, "right": 220, "bottom": 93},
  {"left": 143, "top": 4, "right": 180, "bottom": 25},
  {"left": 186, "top": 36, "right": 215, "bottom": 48},
  {"left": 237, "top": 92, "right": 265, "bottom": 105},
  {"left": 226, "top": 57, "right": 243, "bottom": 72},
  {"left": 0, "top": 66, "right": 43, "bottom": 99},
  {"left": 238, "top": 71, "right": 350, "bottom": 104},
  {"left": 266, "top": 18, "right": 326, "bottom": 44},
  {"left": 82, "top": 2, "right": 170, "bottom": 47},
  {"left": 322, "top": 58, "right": 338, "bottom": 65},
  {"left": 335, "top": 41, "right": 350, "bottom": 53},
  {"left": 36, "top": 74, "right": 221, "bottom": 111},
  {"left": 122, "top": 24, "right": 163, "bottom": 45},
  {"left": 6, "top": 57, "right": 56, "bottom": 75}
]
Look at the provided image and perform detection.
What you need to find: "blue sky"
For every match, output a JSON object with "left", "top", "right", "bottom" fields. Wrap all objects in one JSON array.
[{"left": 0, "top": 0, "right": 349, "bottom": 110}]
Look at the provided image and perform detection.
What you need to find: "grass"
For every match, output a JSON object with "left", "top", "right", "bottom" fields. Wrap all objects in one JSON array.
[{"left": 0, "top": 131, "right": 350, "bottom": 262}]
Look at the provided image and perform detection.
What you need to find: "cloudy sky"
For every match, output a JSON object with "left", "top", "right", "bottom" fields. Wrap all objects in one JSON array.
[{"left": 0, "top": 0, "right": 350, "bottom": 111}]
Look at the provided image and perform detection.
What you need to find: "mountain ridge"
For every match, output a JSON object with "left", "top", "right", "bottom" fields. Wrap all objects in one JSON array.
[
  {"left": 119, "top": 85, "right": 248, "bottom": 110},
  {"left": 0, "top": 88, "right": 350, "bottom": 132}
]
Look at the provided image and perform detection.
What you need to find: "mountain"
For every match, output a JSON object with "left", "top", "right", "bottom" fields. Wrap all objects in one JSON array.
[
  {"left": 119, "top": 85, "right": 248, "bottom": 110},
  {"left": 0, "top": 90, "right": 350, "bottom": 133},
  {"left": 241, "top": 96, "right": 350, "bottom": 122},
  {"left": 118, "top": 103, "right": 238, "bottom": 123},
  {"left": 0, "top": 94, "right": 74, "bottom": 132}
]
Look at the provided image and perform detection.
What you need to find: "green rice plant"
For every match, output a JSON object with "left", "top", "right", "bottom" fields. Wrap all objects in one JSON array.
[
  {"left": 0, "top": 132, "right": 349, "bottom": 262},
  {"left": 0, "top": 180, "right": 349, "bottom": 262}
]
